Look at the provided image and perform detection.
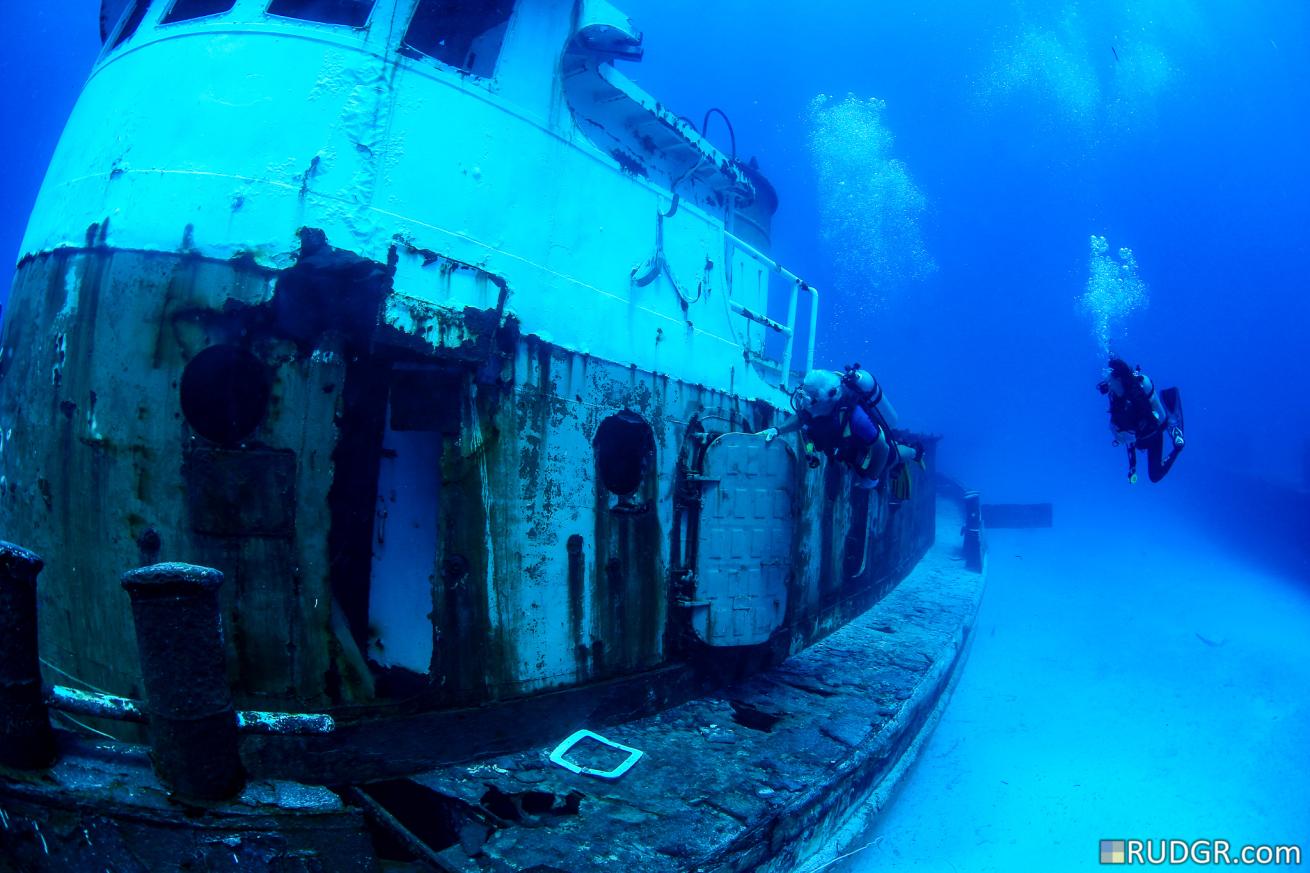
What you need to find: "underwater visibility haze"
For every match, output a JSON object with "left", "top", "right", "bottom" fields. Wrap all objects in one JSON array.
[{"left": 2, "top": 0, "right": 1308, "bottom": 870}]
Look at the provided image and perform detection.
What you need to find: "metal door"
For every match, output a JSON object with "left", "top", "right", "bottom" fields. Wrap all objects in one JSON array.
[{"left": 692, "top": 432, "right": 795, "bottom": 646}]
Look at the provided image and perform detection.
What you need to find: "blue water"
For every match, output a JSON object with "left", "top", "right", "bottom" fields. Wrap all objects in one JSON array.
[
  {"left": 620, "top": 0, "right": 1310, "bottom": 508},
  {"left": 3, "top": 2, "right": 1307, "bottom": 868},
  {"left": 5, "top": 4, "right": 1308, "bottom": 504}
]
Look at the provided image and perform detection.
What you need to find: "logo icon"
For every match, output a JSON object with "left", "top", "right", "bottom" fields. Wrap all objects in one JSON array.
[{"left": 1100, "top": 840, "right": 1126, "bottom": 864}]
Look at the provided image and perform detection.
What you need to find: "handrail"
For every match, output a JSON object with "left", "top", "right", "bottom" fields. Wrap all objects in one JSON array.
[
  {"left": 724, "top": 231, "right": 819, "bottom": 389},
  {"left": 729, "top": 301, "right": 791, "bottom": 336}
]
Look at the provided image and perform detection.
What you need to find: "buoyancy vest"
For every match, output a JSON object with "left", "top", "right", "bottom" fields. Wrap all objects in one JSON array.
[
  {"left": 804, "top": 369, "right": 908, "bottom": 482},
  {"left": 1110, "top": 373, "right": 1167, "bottom": 440},
  {"left": 801, "top": 402, "right": 891, "bottom": 478}
]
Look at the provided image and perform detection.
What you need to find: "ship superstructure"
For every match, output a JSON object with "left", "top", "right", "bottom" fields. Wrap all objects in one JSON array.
[{"left": 0, "top": 0, "right": 934, "bottom": 770}]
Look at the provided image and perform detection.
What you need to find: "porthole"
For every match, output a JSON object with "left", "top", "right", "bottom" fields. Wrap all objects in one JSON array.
[
  {"left": 179, "top": 345, "right": 272, "bottom": 445},
  {"left": 594, "top": 411, "right": 655, "bottom": 497}
]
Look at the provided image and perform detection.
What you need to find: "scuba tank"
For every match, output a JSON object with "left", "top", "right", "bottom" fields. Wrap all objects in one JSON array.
[
  {"left": 839, "top": 365, "right": 916, "bottom": 488},
  {"left": 1106, "top": 362, "right": 1167, "bottom": 439},
  {"left": 1117, "top": 369, "right": 1167, "bottom": 438},
  {"left": 1137, "top": 372, "right": 1167, "bottom": 434},
  {"left": 842, "top": 364, "right": 899, "bottom": 430},
  {"left": 791, "top": 365, "right": 923, "bottom": 491}
]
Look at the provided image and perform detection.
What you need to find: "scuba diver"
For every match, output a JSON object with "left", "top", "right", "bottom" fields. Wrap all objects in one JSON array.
[
  {"left": 1099, "top": 357, "right": 1185, "bottom": 484},
  {"left": 760, "top": 365, "right": 923, "bottom": 495}
]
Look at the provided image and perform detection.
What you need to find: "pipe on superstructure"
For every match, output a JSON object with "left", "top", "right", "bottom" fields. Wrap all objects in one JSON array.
[{"left": 45, "top": 685, "right": 335, "bottom": 735}]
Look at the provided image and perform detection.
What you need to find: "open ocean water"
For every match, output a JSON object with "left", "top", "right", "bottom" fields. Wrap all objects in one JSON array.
[{"left": 3, "top": 2, "right": 1308, "bottom": 869}]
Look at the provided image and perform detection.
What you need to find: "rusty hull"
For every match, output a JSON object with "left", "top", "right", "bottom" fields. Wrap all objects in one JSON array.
[{"left": 0, "top": 240, "right": 934, "bottom": 765}]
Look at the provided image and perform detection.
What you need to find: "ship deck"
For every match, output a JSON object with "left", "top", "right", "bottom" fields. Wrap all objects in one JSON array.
[
  {"left": 0, "top": 495, "right": 986, "bottom": 872},
  {"left": 404, "top": 496, "right": 987, "bottom": 872}
]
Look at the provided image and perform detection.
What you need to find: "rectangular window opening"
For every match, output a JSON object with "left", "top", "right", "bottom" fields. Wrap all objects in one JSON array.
[
  {"left": 162, "top": 0, "right": 238, "bottom": 24},
  {"left": 266, "top": 0, "right": 376, "bottom": 28},
  {"left": 111, "top": 0, "right": 154, "bottom": 48},
  {"left": 403, "top": 0, "right": 515, "bottom": 78}
]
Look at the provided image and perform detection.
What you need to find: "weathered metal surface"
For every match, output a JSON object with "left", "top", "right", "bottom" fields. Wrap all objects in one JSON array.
[
  {"left": 964, "top": 491, "right": 986, "bottom": 573},
  {"left": 694, "top": 434, "right": 795, "bottom": 646},
  {"left": 1, "top": 499, "right": 979, "bottom": 872},
  {"left": 26, "top": 1, "right": 789, "bottom": 402},
  {"left": 121, "top": 562, "right": 244, "bottom": 800},
  {"left": 347, "top": 499, "right": 984, "bottom": 872},
  {"left": 0, "top": 0, "right": 918, "bottom": 720},
  {"left": 236, "top": 710, "right": 337, "bottom": 736},
  {"left": 237, "top": 456, "right": 935, "bottom": 784},
  {"left": 0, "top": 541, "right": 53, "bottom": 768},
  {"left": 0, "top": 244, "right": 935, "bottom": 740},
  {"left": 185, "top": 448, "right": 297, "bottom": 537},
  {"left": 0, "top": 742, "right": 377, "bottom": 872},
  {"left": 47, "top": 684, "right": 142, "bottom": 723},
  {"left": 47, "top": 685, "right": 336, "bottom": 735}
]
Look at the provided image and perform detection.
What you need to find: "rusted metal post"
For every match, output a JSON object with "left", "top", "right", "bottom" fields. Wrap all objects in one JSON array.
[
  {"left": 0, "top": 541, "right": 55, "bottom": 768},
  {"left": 121, "top": 563, "right": 244, "bottom": 800},
  {"left": 963, "top": 491, "right": 986, "bottom": 573}
]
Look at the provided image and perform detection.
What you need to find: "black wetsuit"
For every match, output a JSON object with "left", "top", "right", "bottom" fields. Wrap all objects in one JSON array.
[
  {"left": 1136, "top": 427, "right": 1176, "bottom": 483},
  {"left": 1110, "top": 380, "right": 1184, "bottom": 483}
]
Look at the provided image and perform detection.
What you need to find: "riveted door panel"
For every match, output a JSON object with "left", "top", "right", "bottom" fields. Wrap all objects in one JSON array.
[{"left": 694, "top": 433, "right": 795, "bottom": 646}]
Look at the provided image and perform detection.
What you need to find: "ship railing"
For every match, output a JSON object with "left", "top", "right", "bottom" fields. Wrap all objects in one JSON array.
[{"left": 724, "top": 231, "right": 818, "bottom": 390}]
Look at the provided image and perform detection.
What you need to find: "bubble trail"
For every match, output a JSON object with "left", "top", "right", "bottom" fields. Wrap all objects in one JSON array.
[
  {"left": 1079, "top": 233, "right": 1149, "bottom": 355},
  {"left": 807, "top": 93, "right": 935, "bottom": 315}
]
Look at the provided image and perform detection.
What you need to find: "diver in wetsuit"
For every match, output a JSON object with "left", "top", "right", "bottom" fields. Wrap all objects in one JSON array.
[
  {"left": 1100, "top": 357, "right": 1185, "bottom": 483},
  {"left": 761, "top": 366, "right": 922, "bottom": 492}
]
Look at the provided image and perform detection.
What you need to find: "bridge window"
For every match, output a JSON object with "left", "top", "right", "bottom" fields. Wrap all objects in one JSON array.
[
  {"left": 111, "top": 0, "right": 154, "bottom": 48},
  {"left": 402, "top": 0, "right": 515, "bottom": 78},
  {"left": 162, "top": 0, "right": 237, "bottom": 23},
  {"left": 267, "top": 0, "right": 375, "bottom": 27}
]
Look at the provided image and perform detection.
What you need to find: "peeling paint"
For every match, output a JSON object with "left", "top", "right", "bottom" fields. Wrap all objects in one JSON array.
[
  {"left": 50, "top": 334, "right": 65, "bottom": 388},
  {"left": 57, "top": 262, "right": 79, "bottom": 321}
]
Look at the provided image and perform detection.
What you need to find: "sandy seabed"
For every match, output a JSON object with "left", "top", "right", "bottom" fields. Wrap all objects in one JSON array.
[{"left": 833, "top": 515, "right": 1310, "bottom": 872}]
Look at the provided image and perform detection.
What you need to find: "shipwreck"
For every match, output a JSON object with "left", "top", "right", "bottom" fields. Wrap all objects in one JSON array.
[{"left": 0, "top": 1, "right": 987, "bottom": 870}]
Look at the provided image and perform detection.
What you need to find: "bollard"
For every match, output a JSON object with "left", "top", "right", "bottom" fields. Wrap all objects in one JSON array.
[
  {"left": 963, "top": 491, "right": 986, "bottom": 573},
  {"left": 121, "top": 563, "right": 244, "bottom": 800},
  {"left": 0, "top": 541, "right": 55, "bottom": 768}
]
